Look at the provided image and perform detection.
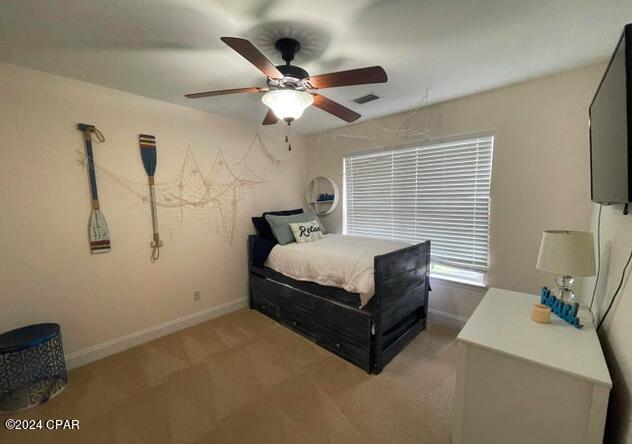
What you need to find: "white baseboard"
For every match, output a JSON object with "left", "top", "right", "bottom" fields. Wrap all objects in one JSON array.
[
  {"left": 428, "top": 308, "right": 468, "bottom": 330},
  {"left": 65, "top": 297, "right": 248, "bottom": 370}
]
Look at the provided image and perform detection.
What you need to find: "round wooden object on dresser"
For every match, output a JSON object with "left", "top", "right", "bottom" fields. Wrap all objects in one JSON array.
[
  {"left": 305, "top": 176, "right": 339, "bottom": 216},
  {"left": 530, "top": 304, "right": 551, "bottom": 324}
]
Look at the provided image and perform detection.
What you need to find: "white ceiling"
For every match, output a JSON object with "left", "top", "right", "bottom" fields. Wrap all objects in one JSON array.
[{"left": 1, "top": 0, "right": 630, "bottom": 134}]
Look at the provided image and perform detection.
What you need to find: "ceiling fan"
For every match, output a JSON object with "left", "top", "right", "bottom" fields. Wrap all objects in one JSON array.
[{"left": 185, "top": 36, "right": 388, "bottom": 127}]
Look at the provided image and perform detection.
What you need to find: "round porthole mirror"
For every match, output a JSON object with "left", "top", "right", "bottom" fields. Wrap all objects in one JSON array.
[{"left": 305, "top": 176, "right": 339, "bottom": 216}]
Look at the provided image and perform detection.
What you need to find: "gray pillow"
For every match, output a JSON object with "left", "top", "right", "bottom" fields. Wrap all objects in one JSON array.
[
  {"left": 265, "top": 209, "right": 327, "bottom": 245},
  {"left": 311, "top": 212, "right": 327, "bottom": 235}
]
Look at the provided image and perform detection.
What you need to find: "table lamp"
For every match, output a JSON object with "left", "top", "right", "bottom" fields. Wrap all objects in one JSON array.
[{"left": 536, "top": 230, "right": 596, "bottom": 302}]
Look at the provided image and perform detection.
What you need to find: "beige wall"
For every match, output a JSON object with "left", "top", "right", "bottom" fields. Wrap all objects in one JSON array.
[
  {"left": 307, "top": 63, "right": 605, "bottom": 319},
  {"left": 580, "top": 204, "right": 632, "bottom": 443},
  {"left": 0, "top": 63, "right": 306, "bottom": 364}
]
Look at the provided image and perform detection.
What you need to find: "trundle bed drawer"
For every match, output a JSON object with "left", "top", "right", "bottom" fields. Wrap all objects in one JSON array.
[
  {"left": 253, "top": 274, "right": 314, "bottom": 306},
  {"left": 312, "top": 320, "right": 371, "bottom": 370},
  {"left": 279, "top": 305, "right": 315, "bottom": 340},
  {"left": 314, "top": 299, "right": 371, "bottom": 342},
  {"left": 251, "top": 295, "right": 278, "bottom": 318},
  {"left": 251, "top": 273, "right": 372, "bottom": 369},
  {"left": 251, "top": 275, "right": 315, "bottom": 335}
]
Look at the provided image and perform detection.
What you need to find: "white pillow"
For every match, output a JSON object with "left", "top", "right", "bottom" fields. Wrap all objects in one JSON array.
[{"left": 289, "top": 220, "right": 324, "bottom": 244}]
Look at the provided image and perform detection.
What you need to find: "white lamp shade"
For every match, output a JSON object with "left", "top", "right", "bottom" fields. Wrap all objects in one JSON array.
[
  {"left": 536, "top": 230, "right": 596, "bottom": 276},
  {"left": 261, "top": 90, "right": 313, "bottom": 121}
]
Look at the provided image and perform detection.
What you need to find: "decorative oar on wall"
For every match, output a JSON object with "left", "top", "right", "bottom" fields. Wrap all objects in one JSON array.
[
  {"left": 77, "top": 123, "right": 111, "bottom": 254},
  {"left": 139, "top": 134, "right": 163, "bottom": 262}
]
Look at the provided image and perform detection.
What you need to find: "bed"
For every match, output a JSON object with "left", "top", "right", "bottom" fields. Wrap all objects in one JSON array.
[{"left": 248, "top": 233, "right": 430, "bottom": 374}]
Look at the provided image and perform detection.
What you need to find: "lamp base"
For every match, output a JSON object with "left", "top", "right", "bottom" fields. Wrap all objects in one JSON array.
[{"left": 552, "top": 275, "right": 576, "bottom": 303}]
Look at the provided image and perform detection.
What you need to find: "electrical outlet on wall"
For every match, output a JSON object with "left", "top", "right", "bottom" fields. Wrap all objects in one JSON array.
[{"left": 192, "top": 289, "right": 201, "bottom": 301}]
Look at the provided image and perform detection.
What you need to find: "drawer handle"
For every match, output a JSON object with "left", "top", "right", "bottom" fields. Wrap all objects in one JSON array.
[
  {"left": 335, "top": 342, "right": 341, "bottom": 348},
  {"left": 292, "top": 321, "right": 297, "bottom": 326},
  {"left": 262, "top": 304, "right": 266, "bottom": 310}
]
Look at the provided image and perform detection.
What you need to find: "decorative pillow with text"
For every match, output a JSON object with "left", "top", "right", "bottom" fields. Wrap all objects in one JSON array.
[{"left": 289, "top": 220, "right": 324, "bottom": 244}]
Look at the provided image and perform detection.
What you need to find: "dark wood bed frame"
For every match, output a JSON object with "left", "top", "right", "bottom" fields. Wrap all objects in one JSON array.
[{"left": 248, "top": 235, "right": 430, "bottom": 374}]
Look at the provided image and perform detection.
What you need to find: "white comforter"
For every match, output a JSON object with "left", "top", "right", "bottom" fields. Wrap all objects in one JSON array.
[{"left": 265, "top": 234, "right": 411, "bottom": 307}]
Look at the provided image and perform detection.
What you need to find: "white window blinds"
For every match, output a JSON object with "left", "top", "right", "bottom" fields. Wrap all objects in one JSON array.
[{"left": 344, "top": 135, "right": 493, "bottom": 275}]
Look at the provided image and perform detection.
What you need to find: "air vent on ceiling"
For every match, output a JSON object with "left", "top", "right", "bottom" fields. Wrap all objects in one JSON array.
[{"left": 353, "top": 93, "right": 380, "bottom": 105}]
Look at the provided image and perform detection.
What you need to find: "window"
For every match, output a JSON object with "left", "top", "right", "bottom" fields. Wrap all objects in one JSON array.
[{"left": 343, "top": 134, "right": 493, "bottom": 285}]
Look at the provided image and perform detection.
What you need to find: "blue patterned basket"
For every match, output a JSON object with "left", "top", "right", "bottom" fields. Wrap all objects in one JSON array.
[{"left": 0, "top": 323, "right": 67, "bottom": 412}]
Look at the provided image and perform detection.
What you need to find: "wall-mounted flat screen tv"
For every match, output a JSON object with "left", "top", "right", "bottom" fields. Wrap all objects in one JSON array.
[{"left": 590, "top": 23, "right": 632, "bottom": 205}]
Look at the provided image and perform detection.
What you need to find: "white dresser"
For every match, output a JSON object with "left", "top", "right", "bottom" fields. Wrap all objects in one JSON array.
[{"left": 452, "top": 288, "right": 612, "bottom": 444}]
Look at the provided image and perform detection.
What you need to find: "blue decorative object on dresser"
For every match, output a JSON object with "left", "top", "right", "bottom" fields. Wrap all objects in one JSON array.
[
  {"left": 0, "top": 323, "right": 67, "bottom": 412},
  {"left": 540, "top": 287, "right": 582, "bottom": 328}
]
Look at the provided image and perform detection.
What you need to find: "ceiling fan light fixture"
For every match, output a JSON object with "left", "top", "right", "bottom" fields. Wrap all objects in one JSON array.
[{"left": 261, "top": 89, "right": 313, "bottom": 122}]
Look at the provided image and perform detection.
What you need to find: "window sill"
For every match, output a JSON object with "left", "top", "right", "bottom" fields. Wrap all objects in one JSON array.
[{"left": 429, "top": 272, "right": 488, "bottom": 290}]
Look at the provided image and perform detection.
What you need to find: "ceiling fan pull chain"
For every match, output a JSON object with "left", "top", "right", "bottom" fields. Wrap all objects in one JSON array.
[{"left": 286, "top": 122, "right": 292, "bottom": 151}]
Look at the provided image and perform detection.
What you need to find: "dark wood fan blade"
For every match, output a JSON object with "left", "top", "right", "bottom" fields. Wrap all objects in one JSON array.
[
  {"left": 307, "top": 66, "right": 387, "bottom": 89},
  {"left": 262, "top": 109, "right": 278, "bottom": 125},
  {"left": 185, "top": 87, "right": 265, "bottom": 99},
  {"left": 311, "top": 93, "right": 361, "bottom": 123},
  {"left": 221, "top": 37, "right": 284, "bottom": 79}
]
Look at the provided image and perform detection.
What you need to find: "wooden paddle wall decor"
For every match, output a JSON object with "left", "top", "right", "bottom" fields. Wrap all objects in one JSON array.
[
  {"left": 139, "top": 134, "right": 163, "bottom": 262},
  {"left": 77, "top": 123, "right": 111, "bottom": 254}
]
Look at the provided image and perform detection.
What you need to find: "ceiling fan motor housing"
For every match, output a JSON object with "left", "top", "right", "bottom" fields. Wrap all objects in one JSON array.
[
  {"left": 276, "top": 64, "right": 309, "bottom": 80},
  {"left": 273, "top": 38, "right": 309, "bottom": 81},
  {"left": 275, "top": 38, "right": 301, "bottom": 64}
]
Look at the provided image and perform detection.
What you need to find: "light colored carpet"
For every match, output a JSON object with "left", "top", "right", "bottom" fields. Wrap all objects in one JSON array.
[{"left": 0, "top": 309, "right": 458, "bottom": 443}]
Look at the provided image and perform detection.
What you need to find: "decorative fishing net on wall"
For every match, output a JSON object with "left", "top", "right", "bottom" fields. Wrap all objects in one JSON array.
[
  {"left": 314, "top": 80, "right": 441, "bottom": 147},
  {"left": 77, "top": 133, "right": 280, "bottom": 242}
]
